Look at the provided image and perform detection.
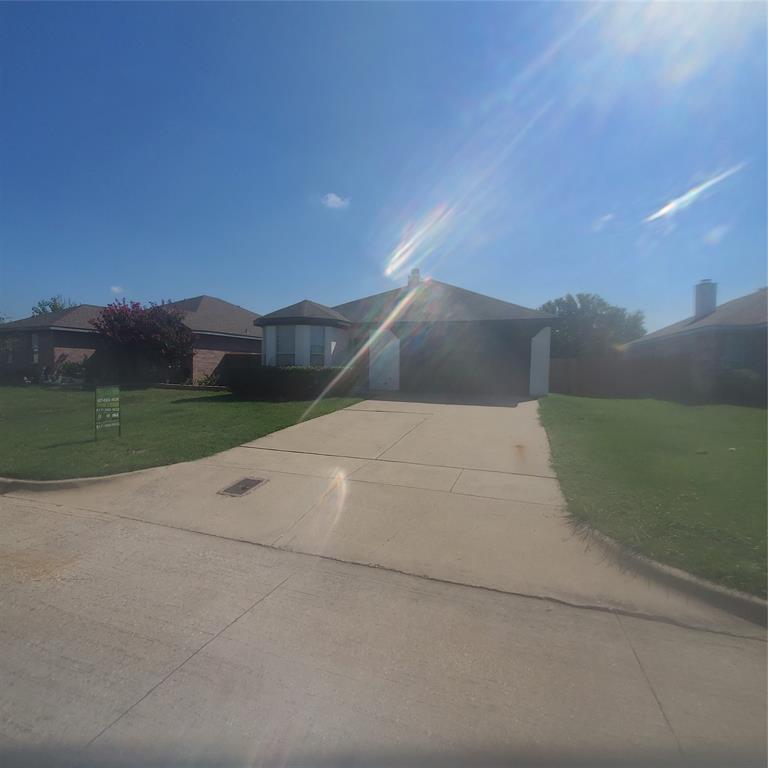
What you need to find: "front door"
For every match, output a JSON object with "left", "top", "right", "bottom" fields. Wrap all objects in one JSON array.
[{"left": 368, "top": 329, "right": 400, "bottom": 391}]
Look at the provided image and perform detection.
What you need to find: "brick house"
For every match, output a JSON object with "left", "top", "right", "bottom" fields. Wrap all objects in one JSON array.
[
  {"left": 624, "top": 280, "right": 767, "bottom": 398},
  {"left": 0, "top": 295, "right": 261, "bottom": 382},
  {"left": 256, "top": 269, "right": 554, "bottom": 397}
]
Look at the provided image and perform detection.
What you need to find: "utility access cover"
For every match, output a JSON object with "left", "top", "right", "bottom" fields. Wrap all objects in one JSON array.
[{"left": 219, "top": 477, "right": 267, "bottom": 497}]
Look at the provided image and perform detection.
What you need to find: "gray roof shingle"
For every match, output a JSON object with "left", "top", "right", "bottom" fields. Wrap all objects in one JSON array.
[
  {"left": 628, "top": 288, "right": 767, "bottom": 346},
  {"left": 333, "top": 279, "right": 552, "bottom": 324},
  {"left": 166, "top": 295, "right": 261, "bottom": 337},
  {"left": 256, "top": 300, "right": 350, "bottom": 326},
  {"left": 0, "top": 304, "right": 103, "bottom": 331},
  {"left": 1, "top": 296, "right": 262, "bottom": 338}
]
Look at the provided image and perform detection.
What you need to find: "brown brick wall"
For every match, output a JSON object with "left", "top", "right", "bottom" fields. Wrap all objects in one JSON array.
[
  {"left": 1, "top": 329, "right": 263, "bottom": 382},
  {"left": 1, "top": 330, "right": 98, "bottom": 369},
  {"left": 52, "top": 345, "right": 96, "bottom": 367},
  {"left": 191, "top": 334, "right": 261, "bottom": 381}
]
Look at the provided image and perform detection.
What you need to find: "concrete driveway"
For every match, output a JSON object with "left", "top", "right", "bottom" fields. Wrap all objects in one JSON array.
[
  {"left": 5, "top": 397, "right": 762, "bottom": 634},
  {"left": 1, "top": 397, "right": 766, "bottom": 765}
]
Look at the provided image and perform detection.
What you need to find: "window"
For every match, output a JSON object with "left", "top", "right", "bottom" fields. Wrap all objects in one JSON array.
[
  {"left": 310, "top": 326, "right": 325, "bottom": 367},
  {"left": 723, "top": 335, "right": 746, "bottom": 369},
  {"left": 31, "top": 334, "right": 39, "bottom": 365},
  {"left": 276, "top": 326, "right": 295, "bottom": 366}
]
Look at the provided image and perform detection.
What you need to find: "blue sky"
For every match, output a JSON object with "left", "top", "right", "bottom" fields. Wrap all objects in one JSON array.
[{"left": 1, "top": 2, "right": 765, "bottom": 331}]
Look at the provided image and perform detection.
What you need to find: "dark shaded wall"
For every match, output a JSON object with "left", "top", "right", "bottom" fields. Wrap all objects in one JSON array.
[
  {"left": 0, "top": 329, "right": 263, "bottom": 384},
  {"left": 553, "top": 327, "right": 767, "bottom": 405},
  {"left": 394, "top": 321, "right": 539, "bottom": 395},
  {"left": 0, "top": 329, "right": 98, "bottom": 378},
  {"left": 624, "top": 327, "right": 766, "bottom": 400}
]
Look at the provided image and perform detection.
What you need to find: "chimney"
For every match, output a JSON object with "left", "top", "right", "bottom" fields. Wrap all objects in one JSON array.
[
  {"left": 694, "top": 279, "right": 717, "bottom": 318},
  {"left": 408, "top": 268, "right": 421, "bottom": 289}
]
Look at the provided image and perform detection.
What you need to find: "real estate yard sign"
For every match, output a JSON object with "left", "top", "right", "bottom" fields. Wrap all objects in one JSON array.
[{"left": 95, "top": 385, "right": 121, "bottom": 438}]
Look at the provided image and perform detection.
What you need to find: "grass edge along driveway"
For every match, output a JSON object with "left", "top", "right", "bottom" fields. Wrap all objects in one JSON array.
[
  {"left": 0, "top": 386, "right": 359, "bottom": 481},
  {"left": 539, "top": 394, "right": 766, "bottom": 598}
]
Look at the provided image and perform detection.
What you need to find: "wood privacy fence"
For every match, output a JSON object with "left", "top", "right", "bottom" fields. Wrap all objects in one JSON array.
[{"left": 549, "top": 356, "right": 701, "bottom": 402}]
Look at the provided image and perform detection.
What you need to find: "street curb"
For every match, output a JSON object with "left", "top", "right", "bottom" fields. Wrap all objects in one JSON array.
[
  {"left": 0, "top": 466, "right": 154, "bottom": 495},
  {"left": 579, "top": 525, "right": 767, "bottom": 628}
]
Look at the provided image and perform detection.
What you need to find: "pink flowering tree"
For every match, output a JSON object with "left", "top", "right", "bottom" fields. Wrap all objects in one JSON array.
[{"left": 89, "top": 300, "right": 194, "bottom": 382}]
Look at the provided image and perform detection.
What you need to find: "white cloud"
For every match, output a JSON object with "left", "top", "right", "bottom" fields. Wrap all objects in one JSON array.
[
  {"left": 644, "top": 163, "right": 745, "bottom": 223},
  {"left": 703, "top": 225, "right": 730, "bottom": 246},
  {"left": 110, "top": 285, "right": 124, "bottom": 294},
  {"left": 591, "top": 213, "right": 615, "bottom": 233},
  {"left": 320, "top": 192, "right": 350, "bottom": 210}
]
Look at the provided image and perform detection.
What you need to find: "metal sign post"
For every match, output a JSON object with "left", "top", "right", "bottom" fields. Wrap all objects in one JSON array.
[{"left": 95, "top": 385, "right": 121, "bottom": 439}]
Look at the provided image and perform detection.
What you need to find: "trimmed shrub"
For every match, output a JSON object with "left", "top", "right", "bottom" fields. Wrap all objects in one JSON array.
[
  {"left": 195, "top": 372, "right": 220, "bottom": 387},
  {"left": 715, "top": 368, "right": 767, "bottom": 407},
  {"left": 227, "top": 365, "right": 359, "bottom": 400},
  {"left": 58, "top": 360, "right": 86, "bottom": 379}
]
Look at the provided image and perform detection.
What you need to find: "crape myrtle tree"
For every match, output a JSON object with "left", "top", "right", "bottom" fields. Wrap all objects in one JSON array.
[{"left": 89, "top": 300, "right": 194, "bottom": 383}]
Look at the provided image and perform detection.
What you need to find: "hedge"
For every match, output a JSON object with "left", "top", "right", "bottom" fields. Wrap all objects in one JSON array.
[{"left": 226, "top": 365, "right": 361, "bottom": 400}]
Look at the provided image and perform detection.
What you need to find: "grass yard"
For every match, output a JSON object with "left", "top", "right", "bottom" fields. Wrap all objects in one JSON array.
[
  {"left": 539, "top": 395, "right": 767, "bottom": 597},
  {"left": 0, "top": 386, "right": 359, "bottom": 481}
]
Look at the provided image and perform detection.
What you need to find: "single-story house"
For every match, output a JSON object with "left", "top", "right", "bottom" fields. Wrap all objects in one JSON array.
[
  {"left": 256, "top": 269, "right": 554, "bottom": 397},
  {"left": 0, "top": 295, "right": 262, "bottom": 381},
  {"left": 625, "top": 280, "right": 767, "bottom": 394}
]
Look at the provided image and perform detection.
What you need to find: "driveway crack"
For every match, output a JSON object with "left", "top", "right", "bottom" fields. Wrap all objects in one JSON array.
[
  {"left": 374, "top": 415, "right": 429, "bottom": 459},
  {"left": 81, "top": 574, "right": 293, "bottom": 753},
  {"left": 615, "top": 613, "right": 684, "bottom": 756}
]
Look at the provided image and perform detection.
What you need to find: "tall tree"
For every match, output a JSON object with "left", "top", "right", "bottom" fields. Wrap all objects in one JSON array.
[
  {"left": 31, "top": 295, "right": 76, "bottom": 315},
  {"left": 540, "top": 293, "right": 646, "bottom": 358}
]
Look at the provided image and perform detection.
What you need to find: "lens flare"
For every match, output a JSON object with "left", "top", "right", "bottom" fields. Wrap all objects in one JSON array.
[
  {"left": 299, "top": 281, "right": 424, "bottom": 422},
  {"left": 644, "top": 163, "right": 746, "bottom": 223},
  {"left": 384, "top": 204, "right": 455, "bottom": 279}
]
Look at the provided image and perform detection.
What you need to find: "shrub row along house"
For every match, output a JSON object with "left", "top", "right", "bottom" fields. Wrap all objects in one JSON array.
[
  {"left": 0, "top": 296, "right": 261, "bottom": 382},
  {"left": 256, "top": 269, "right": 554, "bottom": 397}
]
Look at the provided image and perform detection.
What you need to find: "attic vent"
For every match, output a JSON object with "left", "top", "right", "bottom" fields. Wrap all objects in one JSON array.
[{"left": 218, "top": 477, "right": 267, "bottom": 497}]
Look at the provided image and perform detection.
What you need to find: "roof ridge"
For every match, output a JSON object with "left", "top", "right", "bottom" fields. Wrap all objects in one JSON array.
[
  {"left": 428, "top": 279, "right": 549, "bottom": 314},
  {"left": 332, "top": 285, "right": 404, "bottom": 310}
]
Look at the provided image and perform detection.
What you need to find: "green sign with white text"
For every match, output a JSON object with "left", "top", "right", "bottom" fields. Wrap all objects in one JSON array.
[{"left": 95, "top": 385, "right": 121, "bottom": 438}]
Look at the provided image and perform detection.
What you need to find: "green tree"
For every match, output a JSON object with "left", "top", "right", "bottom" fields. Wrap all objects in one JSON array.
[
  {"left": 31, "top": 295, "right": 76, "bottom": 316},
  {"left": 540, "top": 293, "right": 646, "bottom": 358}
]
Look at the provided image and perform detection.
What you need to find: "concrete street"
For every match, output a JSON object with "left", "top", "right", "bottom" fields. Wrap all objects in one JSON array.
[{"left": 1, "top": 397, "right": 765, "bottom": 765}]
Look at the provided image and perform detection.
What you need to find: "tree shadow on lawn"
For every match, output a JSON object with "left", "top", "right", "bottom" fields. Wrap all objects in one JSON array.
[
  {"left": 169, "top": 394, "right": 301, "bottom": 405},
  {"left": 169, "top": 393, "right": 244, "bottom": 405},
  {"left": 42, "top": 438, "right": 97, "bottom": 450}
]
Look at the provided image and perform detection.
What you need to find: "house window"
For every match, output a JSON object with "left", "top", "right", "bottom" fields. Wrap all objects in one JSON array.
[
  {"left": 276, "top": 326, "right": 295, "bottom": 366},
  {"left": 723, "top": 335, "right": 746, "bottom": 369},
  {"left": 310, "top": 326, "right": 325, "bottom": 367},
  {"left": 31, "top": 334, "right": 39, "bottom": 365}
]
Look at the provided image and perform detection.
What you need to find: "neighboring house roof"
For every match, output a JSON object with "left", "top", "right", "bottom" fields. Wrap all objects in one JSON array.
[
  {"left": 0, "top": 304, "right": 103, "bottom": 332},
  {"left": 166, "top": 295, "right": 261, "bottom": 338},
  {"left": 333, "top": 279, "right": 553, "bottom": 324},
  {"left": 627, "top": 288, "right": 768, "bottom": 347},
  {"left": 256, "top": 300, "right": 351, "bottom": 327},
  {"left": 0, "top": 296, "right": 262, "bottom": 339}
]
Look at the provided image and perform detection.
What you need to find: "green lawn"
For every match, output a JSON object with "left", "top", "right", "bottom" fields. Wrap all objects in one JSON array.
[
  {"left": 0, "top": 386, "right": 359, "bottom": 481},
  {"left": 539, "top": 395, "right": 767, "bottom": 597}
]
